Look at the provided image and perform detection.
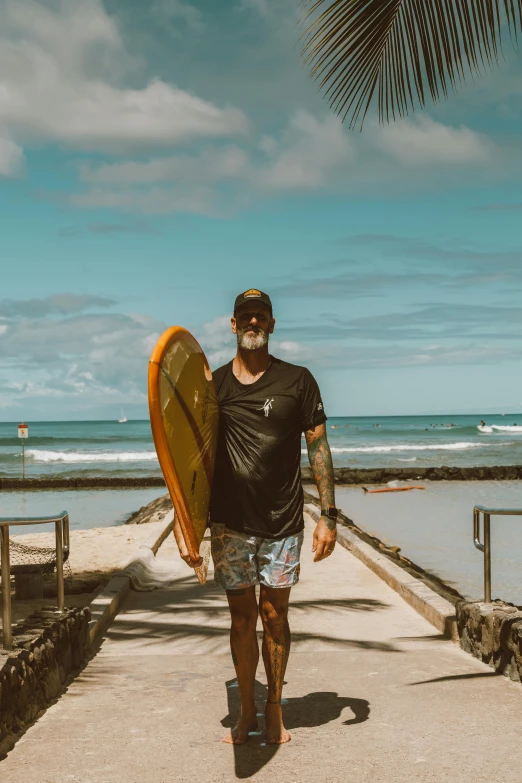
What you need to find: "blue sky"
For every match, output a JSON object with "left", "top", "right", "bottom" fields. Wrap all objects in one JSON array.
[{"left": 2, "top": 0, "right": 522, "bottom": 420}]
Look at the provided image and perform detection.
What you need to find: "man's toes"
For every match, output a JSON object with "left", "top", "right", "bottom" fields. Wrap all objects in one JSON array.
[
  {"left": 267, "top": 730, "right": 291, "bottom": 745},
  {"left": 222, "top": 732, "right": 245, "bottom": 745}
]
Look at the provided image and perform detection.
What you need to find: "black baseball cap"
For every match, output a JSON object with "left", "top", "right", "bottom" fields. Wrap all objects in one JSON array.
[{"left": 234, "top": 288, "right": 273, "bottom": 315}]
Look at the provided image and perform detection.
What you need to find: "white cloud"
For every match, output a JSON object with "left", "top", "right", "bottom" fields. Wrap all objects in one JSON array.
[
  {"left": 196, "top": 314, "right": 234, "bottom": 366},
  {"left": 238, "top": 0, "right": 271, "bottom": 17},
  {"left": 152, "top": 0, "right": 205, "bottom": 34},
  {"left": 69, "top": 110, "right": 356, "bottom": 212},
  {"left": 78, "top": 112, "right": 352, "bottom": 191},
  {"left": 374, "top": 116, "right": 494, "bottom": 166},
  {"left": 256, "top": 110, "right": 354, "bottom": 190},
  {"left": 66, "top": 107, "right": 501, "bottom": 214},
  {"left": 197, "top": 315, "right": 233, "bottom": 349},
  {"left": 0, "top": 293, "right": 115, "bottom": 318},
  {"left": 0, "top": 136, "right": 24, "bottom": 177},
  {"left": 0, "top": 306, "right": 166, "bottom": 410},
  {"left": 2, "top": 296, "right": 519, "bottom": 416},
  {"left": 70, "top": 185, "right": 217, "bottom": 216},
  {"left": 80, "top": 146, "right": 250, "bottom": 185},
  {"left": 0, "top": 0, "right": 248, "bottom": 153}
]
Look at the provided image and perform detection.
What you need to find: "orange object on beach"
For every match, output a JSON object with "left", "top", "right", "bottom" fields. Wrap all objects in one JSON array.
[
  {"left": 148, "top": 326, "right": 219, "bottom": 582},
  {"left": 362, "top": 485, "right": 425, "bottom": 494}
]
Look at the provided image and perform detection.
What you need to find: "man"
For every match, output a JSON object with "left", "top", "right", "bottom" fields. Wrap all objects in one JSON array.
[{"left": 175, "top": 288, "right": 337, "bottom": 745}]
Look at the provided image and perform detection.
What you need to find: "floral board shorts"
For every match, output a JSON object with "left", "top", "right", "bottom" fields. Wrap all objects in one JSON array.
[{"left": 211, "top": 524, "right": 304, "bottom": 591}]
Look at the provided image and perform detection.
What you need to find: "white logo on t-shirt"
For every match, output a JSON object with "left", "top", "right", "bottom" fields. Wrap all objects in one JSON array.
[
  {"left": 259, "top": 398, "right": 274, "bottom": 417},
  {"left": 317, "top": 402, "right": 323, "bottom": 411}
]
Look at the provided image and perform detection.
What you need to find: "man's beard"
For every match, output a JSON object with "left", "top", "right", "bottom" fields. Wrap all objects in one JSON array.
[{"left": 236, "top": 326, "right": 269, "bottom": 351}]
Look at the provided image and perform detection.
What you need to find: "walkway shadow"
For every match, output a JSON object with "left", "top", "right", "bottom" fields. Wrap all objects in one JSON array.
[
  {"left": 222, "top": 679, "right": 370, "bottom": 779},
  {"left": 408, "top": 671, "right": 503, "bottom": 686},
  {"left": 100, "top": 576, "right": 400, "bottom": 654}
]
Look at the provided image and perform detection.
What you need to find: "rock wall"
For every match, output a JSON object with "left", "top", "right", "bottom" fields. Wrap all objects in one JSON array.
[
  {"left": 303, "top": 465, "right": 522, "bottom": 483},
  {"left": 0, "top": 606, "right": 91, "bottom": 748},
  {"left": 3, "top": 465, "right": 522, "bottom": 491},
  {"left": 456, "top": 599, "right": 522, "bottom": 683},
  {"left": 125, "top": 493, "right": 172, "bottom": 525},
  {"left": 0, "top": 477, "right": 167, "bottom": 490}
]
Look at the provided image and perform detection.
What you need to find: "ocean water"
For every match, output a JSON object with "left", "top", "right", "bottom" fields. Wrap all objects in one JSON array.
[
  {"left": 0, "top": 420, "right": 159, "bottom": 480},
  {"left": 1, "top": 414, "right": 522, "bottom": 479},
  {"left": 332, "top": 481, "right": 522, "bottom": 606},
  {"left": 0, "top": 488, "right": 165, "bottom": 534},
  {"left": 313, "top": 414, "right": 522, "bottom": 469}
]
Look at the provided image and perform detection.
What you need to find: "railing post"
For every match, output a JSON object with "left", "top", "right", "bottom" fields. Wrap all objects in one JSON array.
[
  {"left": 484, "top": 513, "right": 491, "bottom": 603},
  {"left": 63, "top": 513, "right": 70, "bottom": 553},
  {"left": 1, "top": 526, "right": 12, "bottom": 650},
  {"left": 55, "top": 518, "right": 65, "bottom": 613}
]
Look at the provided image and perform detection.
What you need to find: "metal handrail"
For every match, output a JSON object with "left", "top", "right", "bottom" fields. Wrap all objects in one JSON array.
[
  {"left": 473, "top": 504, "right": 522, "bottom": 603},
  {"left": 0, "top": 511, "right": 69, "bottom": 650}
]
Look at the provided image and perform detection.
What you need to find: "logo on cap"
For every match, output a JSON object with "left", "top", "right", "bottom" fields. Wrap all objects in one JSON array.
[{"left": 243, "top": 289, "right": 261, "bottom": 298}]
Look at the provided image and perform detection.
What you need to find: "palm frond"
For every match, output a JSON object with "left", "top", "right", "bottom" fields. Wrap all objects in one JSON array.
[{"left": 300, "top": 0, "right": 522, "bottom": 129}]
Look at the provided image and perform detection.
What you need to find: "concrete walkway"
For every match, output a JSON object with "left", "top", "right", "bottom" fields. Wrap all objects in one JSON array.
[{"left": 2, "top": 514, "right": 522, "bottom": 782}]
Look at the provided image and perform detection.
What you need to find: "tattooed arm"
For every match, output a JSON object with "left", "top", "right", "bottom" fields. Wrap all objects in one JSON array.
[{"left": 305, "top": 423, "right": 337, "bottom": 562}]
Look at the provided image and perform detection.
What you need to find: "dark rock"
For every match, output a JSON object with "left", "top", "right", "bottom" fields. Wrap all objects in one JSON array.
[
  {"left": 456, "top": 599, "right": 522, "bottom": 684},
  {"left": 0, "top": 606, "right": 90, "bottom": 745}
]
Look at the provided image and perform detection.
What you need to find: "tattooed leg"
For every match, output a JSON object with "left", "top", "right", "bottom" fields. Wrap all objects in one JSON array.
[
  {"left": 260, "top": 585, "right": 292, "bottom": 745},
  {"left": 223, "top": 587, "right": 260, "bottom": 745}
]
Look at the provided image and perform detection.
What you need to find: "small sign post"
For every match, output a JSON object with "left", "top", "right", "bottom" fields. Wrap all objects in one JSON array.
[{"left": 18, "top": 423, "right": 28, "bottom": 479}]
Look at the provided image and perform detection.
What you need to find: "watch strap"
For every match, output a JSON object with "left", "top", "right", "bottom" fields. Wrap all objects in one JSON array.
[{"left": 321, "top": 507, "right": 338, "bottom": 519}]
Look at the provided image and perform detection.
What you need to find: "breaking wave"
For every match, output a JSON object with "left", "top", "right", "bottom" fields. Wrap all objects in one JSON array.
[
  {"left": 301, "top": 441, "right": 513, "bottom": 455},
  {"left": 26, "top": 450, "right": 158, "bottom": 463},
  {"left": 478, "top": 425, "right": 522, "bottom": 434}
]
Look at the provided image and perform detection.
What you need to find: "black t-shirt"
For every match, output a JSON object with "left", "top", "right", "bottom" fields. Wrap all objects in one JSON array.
[{"left": 209, "top": 356, "right": 327, "bottom": 539}]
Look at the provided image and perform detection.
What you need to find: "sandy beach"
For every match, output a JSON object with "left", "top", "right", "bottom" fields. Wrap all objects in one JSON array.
[
  {"left": 1, "top": 495, "right": 173, "bottom": 629},
  {"left": 10, "top": 497, "right": 172, "bottom": 580}
]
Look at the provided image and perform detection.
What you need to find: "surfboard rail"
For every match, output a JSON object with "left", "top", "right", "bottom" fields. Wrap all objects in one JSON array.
[{"left": 148, "top": 326, "right": 218, "bottom": 563}]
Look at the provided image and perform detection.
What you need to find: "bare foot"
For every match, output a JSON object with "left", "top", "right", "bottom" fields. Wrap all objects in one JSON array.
[
  {"left": 222, "top": 711, "right": 258, "bottom": 745},
  {"left": 265, "top": 702, "right": 291, "bottom": 745}
]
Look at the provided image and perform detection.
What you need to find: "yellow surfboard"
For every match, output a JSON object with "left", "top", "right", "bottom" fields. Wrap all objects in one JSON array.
[{"left": 148, "top": 327, "right": 219, "bottom": 582}]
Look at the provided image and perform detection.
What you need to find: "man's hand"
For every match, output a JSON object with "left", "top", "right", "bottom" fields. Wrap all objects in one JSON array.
[
  {"left": 174, "top": 517, "right": 203, "bottom": 569},
  {"left": 312, "top": 516, "right": 337, "bottom": 562}
]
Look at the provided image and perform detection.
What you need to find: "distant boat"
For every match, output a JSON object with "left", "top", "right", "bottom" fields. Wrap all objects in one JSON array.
[{"left": 118, "top": 408, "right": 128, "bottom": 423}]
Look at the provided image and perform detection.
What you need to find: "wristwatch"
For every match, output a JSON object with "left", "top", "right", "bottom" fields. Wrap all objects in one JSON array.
[{"left": 321, "top": 507, "right": 338, "bottom": 520}]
